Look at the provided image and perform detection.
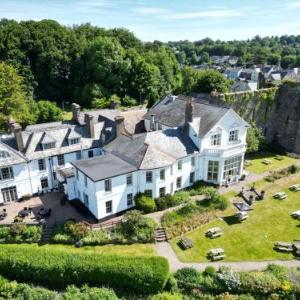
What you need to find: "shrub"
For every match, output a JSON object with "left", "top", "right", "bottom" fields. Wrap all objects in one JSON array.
[
  {"left": 0, "top": 227, "right": 10, "bottom": 240},
  {"left": 288, "top": 164, "right": 300, "bottom": 174},
  {"left": 204, "top": 266, "right": 217, "bottom": 277},
  {"left": 150, "top": 292, "right": 183, "bottom": 300},
  {"left": 82, "top": 229, "right": 112, "bottom": 245},
  {"left": 120, "top": 210, "right": 157, "bottom": 243},
  {"left": 52, "top": 233, "right": 74, "bottom": 244},
  {"left": 266, "top": 264, "right": 290, "bottom": 282},
  {"left": 214, "top": 195, "right": 229, "bottom": 211},
  {"left": 174, "top": 268, "right": 201, "bottom": 285},
  {"left": 135, "top": 194, "right": 156, "bottom": 213},
  {"left": 0, "top": 245, "right": 169, "bottom": 294},
  {"left": 10, "top": 223, "right": 27, "bottom": 237},
  {"left": 60, "top": 285, "right": 119, "bottom": 300},
  {"left": 165, "top": 275, "right": 179, "bottom": 293},
  {"left": 216, "top": 267, "right": 241, "bottom": 292},
  {"left": 22, "top": 226, "right": 42, "bottom": 242},
  {"left": 155, "top": 192, "right": 190, "bottom": 211},
  {"left": 64, "top": 221, "right": 88, "bottom": 240}
]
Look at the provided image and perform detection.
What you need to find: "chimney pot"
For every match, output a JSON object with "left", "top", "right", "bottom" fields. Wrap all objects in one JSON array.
[
  {"left": 11, "top": 123, "right": 24, "bottom": 152},
  {"left": 114, "top": 116, "right": 125, "bottom": 137},
  {"left": 71, "top": 103, "right": 81, "bottom": 123},
  {"left": 84, "top": 113, "right": 95, "bottom": 138}
]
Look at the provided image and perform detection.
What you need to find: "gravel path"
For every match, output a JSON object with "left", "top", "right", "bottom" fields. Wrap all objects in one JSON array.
[{"left": 156, "top": 242, "right": 300, "bottom": 272}]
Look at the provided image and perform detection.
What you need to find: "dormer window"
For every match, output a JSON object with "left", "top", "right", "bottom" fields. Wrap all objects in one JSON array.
[
  {"left": 0, "top": 150, "right": 10, "bottom": 159},
  {"left": 229, "top": 130, "right": 239, "bottom": 142},
  {"left": 69, "top": 137, "right": 80, "bottom": 145},
  {"left": 43, "top": 142, "right": 55, "bottom": 150},
  {"left": 210, "top": 134, "right": 221, "bottom": 146}
]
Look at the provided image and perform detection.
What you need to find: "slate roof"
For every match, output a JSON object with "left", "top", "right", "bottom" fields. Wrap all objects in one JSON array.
[
  {"left": 72, "top": 153, "right": 137, "bottom": 182},
  {"left": 0, "top": 140, "right": 27, "bottom": 167},
  {"left": 1, "top": 107, "right": 147, "bottom": 161},
  {"left": 144, "top": 95, "right": 229, "bottom": 138}
]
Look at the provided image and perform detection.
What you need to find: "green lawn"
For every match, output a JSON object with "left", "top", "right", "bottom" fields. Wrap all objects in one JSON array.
[
  {"left": 245, "top": 152, "right": 298, "bottom": 174},
  {"left": 0, "top": 243, "right": 156, "bottom": 257},
  {"left": 171, "top": 174, "right": 300, "bottom": 262}
]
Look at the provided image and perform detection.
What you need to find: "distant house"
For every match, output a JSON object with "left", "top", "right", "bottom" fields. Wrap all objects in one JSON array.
[
  {"left": 224, "top": 68, "right": 243, "bottom": 80},
  {"left": 231, "top": 81, "right": 258, "bottom": 92}
]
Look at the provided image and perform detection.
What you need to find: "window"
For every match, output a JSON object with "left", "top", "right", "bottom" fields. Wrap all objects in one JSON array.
[
  {"left": 127, "top": 193, "right": 133, "bottom": 206},
  {"left": 0, "top": 151, "right": 10, "bottom": 159},
  {"left": 106, "top": 200, "right": 112, "bottom": 214},
  {"left": 210, "top": 134, "right": 221, "bottom": 146},
  {"left": 126, "top": 174, "right": 133, "bottom": 186},
  {"left": 176, "top": 177, "right": 182, "bottom": 189},
  {"left": 83, "top": 193, "right": 89, "bottom": 207},
  {"left": 43, "top": 142, "right": 55, "bottom": 150},
  {"left": 159, "top": 187, "right": 166, "bottom": 197},
  {"left": 191, "top": 156, "right": 195, "bottom": 167},
  {"left": 160, "top": 169, "right": 165, "bottom": 180},
  {"left": 38, "top": 159, "right": 46, "bottom": 171},
  {"left": 76, "top": 151, "right": 82, "bottom": 160},
  {"left": 105, "top": 179, "right": 112, "bottom": 192},
  {"left": 88, "top": 150, "right": 94, "bottom": 158},
  {"left": 146, "top": 171, "right": 152, "bottom": 183},
  {"left": 170, "top": 183, "right": 174, "bottom": 194},
  {"left": 1, "top": 186, "right": 17, "bottom": 203},
  {"left": 76, "top": 169, "right": 79, "bottom": 180},
  {"left": 57, "top": 154, "right": 65, "bottom": 166},
  {"left": 0, "top": 167, "right": 14, "bottom": 181},
  {"left": 223, "top": 156, "right": 242, "bottom": 180},
  {"left": 69, "top": 137, "right": 80, "bottom": 145},
  {"left": 40, "top": 178, "right": 48, "bottom": 189},
  {"left": 229, "top": 130, "right": 239, "bottom": 142},
  {"left": 170, "top": 165, "right": 173, "bottom": 175},
  {"left": 207, "top": 161, "right": 219, "bottom": 181},
  {"left": 177, "top": 160, "right": 182, "bottom": 170},
  {"left": 145, "top": 189, "right": 152, "bottom": 198},
  {"left": 53, "top": 171, "right": 56, "bottom": 181},
  {"left": 84, "top": 175, "right": 88, "bottom": 187},
  {"left": 190, "top": 172, "right": 195, "bottom": 184}
]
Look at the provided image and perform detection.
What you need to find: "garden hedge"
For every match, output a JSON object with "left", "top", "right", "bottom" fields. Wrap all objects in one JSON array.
[{"left": 0, "top": 245, "right": 169, "bottom": 294}]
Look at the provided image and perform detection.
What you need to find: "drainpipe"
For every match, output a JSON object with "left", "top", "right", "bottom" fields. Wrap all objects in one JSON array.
[
  {"left": 26, "top": 161, "right": 34, "bottom": 196},
  {"left": 48, "top": 157, "right": 54, "bottom": 191}
]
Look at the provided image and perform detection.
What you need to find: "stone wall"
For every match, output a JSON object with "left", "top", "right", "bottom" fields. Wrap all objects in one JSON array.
[{"left": 208, "top": 82, "right": 300, "bottom": 154}]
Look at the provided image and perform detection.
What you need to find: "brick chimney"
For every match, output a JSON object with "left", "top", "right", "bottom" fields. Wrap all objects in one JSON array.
[
  {"left": 84, "top": 113, "right": 95, "bottom": 138},
  {"left": 114, "top": 116, "right": 125, "bottom": 137},
  {"left": 71, "top": 103, "right": 81, "bottom": 123},
  {"left": 11, "top": 123, "right": 24, "bottom": 152},
  {"left": 150, "top": 114, "right": 156, "bottom": 131},
  {"left": 185, "top": 97, "right": 194, "bottom": 124}
]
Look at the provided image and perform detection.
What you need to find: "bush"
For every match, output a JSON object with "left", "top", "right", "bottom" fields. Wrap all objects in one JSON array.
[
  {"left": 174, "top": 268, "right": 201, "bottom": 285},
  {"left": 135, "top": 194, "right": 156, "bottom": 213},
  {"left": 120, "top": 210, "right": 157, "bottom": 243},
  {"left": 155, "top": 191, "right": 190, "bottom": 211},
  {"left": 216, "top": 267, "right": 241, "bottom": 292},
  {"left": 204, "top": 266, "right": 217, "bottom": 277},
  {"left": 150, "top": 292, "right": 183, "bottom": 300},
  {"left": 0, "top": 245, "right": 169, "bottom": 294},
  {"left": 0, "top": 275, "right": 119, "bottom": 300},
  {"left": 64, "top": 221, "right": 88, "bottom": 240},
  {"left": 60, "top": 285, "right": 119, "bottom": 300},
  {"left": 0, "top": 225, "right": 41, "bottom": 243},
  {"left": 82, "top": 229, "right": 112, "bottom": 245},
  {"left": 214, "top": 195, "right": 229, "bottom": 211},
  {"left": 52, "top": 232, "right": 74, "bottom": 244}
]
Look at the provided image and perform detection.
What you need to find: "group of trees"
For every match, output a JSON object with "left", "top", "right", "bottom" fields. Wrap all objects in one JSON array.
[
  {"left": 0, "top": 19, "right": 234, "bottom": 129},
  {"left": 170, "top": 35, "right": 300, "bottom": 68}
]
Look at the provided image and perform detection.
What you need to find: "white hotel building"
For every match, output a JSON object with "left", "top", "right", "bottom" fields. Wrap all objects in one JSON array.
[{"left": 0, "top": 95, "right": 249, "bottom": 220}]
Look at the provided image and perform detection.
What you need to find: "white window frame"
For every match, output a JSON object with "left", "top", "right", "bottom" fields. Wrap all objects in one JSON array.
[
  {"left": 146, "top": 171, "right": 152, "bottom": 183},
  {"left": 127, "top": 193, "right": 133, "bottom": 206},
  {"left": 160, "top": 169, "right": 165, "bottom": 180},
  {"left": 0, "top": 167, "right": 14, "bottom": 181},
  {"left": 38, "top": 159, "right": 46, "bottom": 171},
  {"left": 229, "top": 130, "right": 239, "bottom": 142},
  {"left": 104, "top": 179, "right": 112, "bottom": 192},
  {"left": 106, "top": 200, "right": 113, "bottom": 214},
  {"left": 126, "top": 174, "right": 133, "bottom": 186},
  {"left": 210, "top": 134, "right": 221, "bottom": 146}
]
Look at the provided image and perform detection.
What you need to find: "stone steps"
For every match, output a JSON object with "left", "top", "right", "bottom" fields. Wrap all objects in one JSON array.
[
  {"left": 41, "top": 226, "right": 54, "bottom": 242},
  {"left": 155, "top": 227, "right": 167, "bottom": 242}
]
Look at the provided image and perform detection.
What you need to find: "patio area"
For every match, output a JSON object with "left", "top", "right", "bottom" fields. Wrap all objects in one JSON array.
[{"left": 0, "top": 192, "right": 96, "bottom": 227}]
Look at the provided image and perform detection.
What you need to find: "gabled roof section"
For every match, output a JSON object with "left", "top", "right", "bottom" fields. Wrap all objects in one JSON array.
[
  {"left": 0, "top": 140, "right": 27, "bottom": 167},
  {"left": 144, "top": 95, "right": 229, "bottom": 138},
  {"left": 41, "top": 133, "right": 56, "bottom": 144}
]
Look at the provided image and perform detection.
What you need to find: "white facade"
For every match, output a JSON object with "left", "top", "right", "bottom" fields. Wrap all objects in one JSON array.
[
  {"left": 71, "top": 108, "right": 248, "bottom": 221},
  {"left": 0, "top": 147, "right": 101, "bottom": 204}
]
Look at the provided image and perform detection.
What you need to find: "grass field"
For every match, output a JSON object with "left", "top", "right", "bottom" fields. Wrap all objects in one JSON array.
[
  {"left": 0, "top": 243, "right": 157, "bottom": 257},
  {"left": 244, "top": 152, "right": 298, "bottom": 174},
  {"left": 171, "top": 173, "right": 300, "bottom": 262}
]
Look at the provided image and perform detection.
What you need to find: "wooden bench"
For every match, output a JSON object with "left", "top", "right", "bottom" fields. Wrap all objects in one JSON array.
[
  {"left": 274, "top": 192, "right": 288, "bottom": 200},
  {"left": 178, "top": 237, "right": 193, "bottom": 250},
  {"left": 274, "top": 241, "right": 293, "bottom": 252},
  {"left": 290, "top": 184, "right": 300, "bottom": 192},
  {"left": 210, "top": 254, "right": 226, "bottom": 261}
]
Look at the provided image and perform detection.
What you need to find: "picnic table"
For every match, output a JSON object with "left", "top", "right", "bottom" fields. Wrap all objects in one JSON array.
[
  {"left": 290, "top": 184, "right": 300, "bottom": 192},
  {"left": 262, "top": 159, "right": 272, "bottom": 165},
  {"left": 205, "top": 227, "right": 223, "bottom": 238},
  {"left": 208, "top": 248, "right": 226, "bottom": 261},
  {"left": 274, "top": 241, "right": 293, "bottom": 252},
  {"left": 274, "top": 192, "right": 288, "bottom": 200},
  {"left": 236, "top": 211, "right": 248, "bottom": 221},
  {"left": 178, "top": 237, "right": 193, "bottom": 250},
  {"left": 291, "top": 210, "right": 300, "bottom": 219},
  {"left": 275, "top": 155, "right": 284, "bottom": 161}
]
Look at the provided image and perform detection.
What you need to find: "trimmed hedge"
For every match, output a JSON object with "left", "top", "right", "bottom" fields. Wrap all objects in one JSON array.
[{"left": 0, "top": 245, "right": 169, "bottom": 295}]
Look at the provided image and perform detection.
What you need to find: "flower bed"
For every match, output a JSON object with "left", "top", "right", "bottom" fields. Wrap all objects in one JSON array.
[{"left": 0, "top": 224, "right": 42, "bottom": 243}]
